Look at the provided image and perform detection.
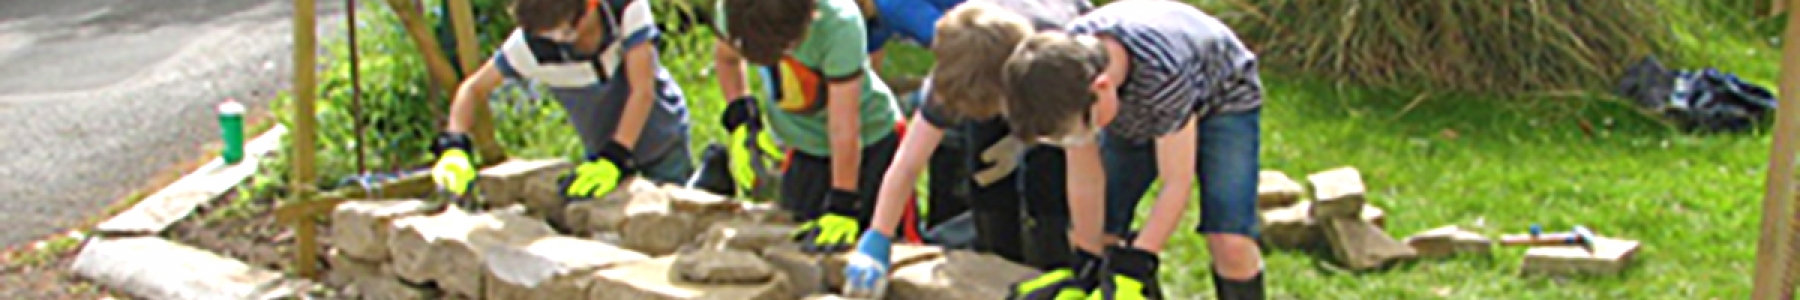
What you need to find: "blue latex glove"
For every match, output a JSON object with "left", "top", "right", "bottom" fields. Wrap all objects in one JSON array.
[{"left": 842, "top": 229, "right": 894, "bottom": 298}]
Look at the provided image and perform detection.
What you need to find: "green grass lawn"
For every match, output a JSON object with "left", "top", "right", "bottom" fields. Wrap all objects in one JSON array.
[{"left": 643, "top": 9, "right": 1782, "bottom": 299}]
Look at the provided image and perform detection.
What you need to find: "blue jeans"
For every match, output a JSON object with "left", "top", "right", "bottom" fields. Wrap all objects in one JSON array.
[
  {"left": 1101, "top": 108, "right": 1262, "bottom": 238},
  {"left": 625, "top": 139, "right": 697, "bottom": 186}
]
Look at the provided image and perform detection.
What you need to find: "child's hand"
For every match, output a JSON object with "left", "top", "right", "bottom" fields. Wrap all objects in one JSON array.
[
  {"left": 842, "top": 229, "right": 894, "bottom": 298},
  {"left": 430, "top": 132, "right": 478, "bottom": 197},
  {"left": 560, "top": 142, "right": 637, "bottom": 199},
  {"left": 791, "top": 189, "right": 865, "bottom": 253}
]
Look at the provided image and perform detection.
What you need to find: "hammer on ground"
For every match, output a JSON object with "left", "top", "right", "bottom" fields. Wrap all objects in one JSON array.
[{"left": 1499, "top": 225, "right": 1598, "bottom": 253}]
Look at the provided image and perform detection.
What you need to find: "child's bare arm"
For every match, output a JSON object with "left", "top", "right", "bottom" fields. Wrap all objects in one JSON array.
[
  {"left": 612, "top": 42, "right": 658, "bottom": 150},
  {"left": 869, "top": 112, "right": 945, "bottom": 236},
  {"left": 826, "top": 77, "right": 864, "bottom": 191},
  {"left": 1134, "top": 116, "right": 1199, "bottom": 252},
  {"left": 446, "top": 61, "right": 505, "bottom": 134},
  {"left": 1064, "top": 142, "right": 1109, "bottom": 254},
  {"left": 713, "top": 40, "right": 752, "bottom": 101}
]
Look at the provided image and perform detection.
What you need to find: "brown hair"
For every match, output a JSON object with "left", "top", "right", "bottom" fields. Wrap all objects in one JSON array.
[
  {"left": 1000, "top": 32, "right": 1109, "bottom": 140},
  {"left": 927, "top": 3, "right": 1035, "bottom": 120},
  {"left": 510, "top": 0, "right": 588, "bottom": 33},
  {"left": 722, "top": 0, "right": 817, "bottom": 66}
]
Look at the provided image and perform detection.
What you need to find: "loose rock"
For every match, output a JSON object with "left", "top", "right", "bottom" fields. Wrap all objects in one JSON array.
[
  {"left": 589, "top": 256, "right": 791, "bottom": 300},
  {"left": 760, "top": 245, "right": 827, "bottom": 298},
  {"left": 674, "top": 249, "right": 777, "bottom": 284},
  {"left": 324, "top": 249, "right": 385, "bottom": 288},
  {"left": 1258, "top": 201, "right": 1321, "bottom": 250},
  {"left": 387, "top": 207, "right": 555, "bottom": 298},
  {"left": 1257, "top": 170, "right": 1307, "bottom": 209},
  {"left": 475, "top": 159, "right": 573, "bottom": 214},
  {"left": 329, "top": 199, "right": 435, "bottom": 261},
  {"left": 1521, "top": 237, "right": 1640, "bottom": 276},
  {"left": 1321, "top": 218, "right": 1417, "bottom": 270},
  {"left": 481, "top": 236, "right": 651, "bottom": 300},
  {"left": 563, "top": 179, "right": 665, "bottom": 235},
  {"left": 666, "top": 186, "right": 741, "bottom": 215},
  {"left": 1402, "top": 225, "right": 1493, "bottom": 257},
  {"left": 620, "top": 192, "right": 702, "bottom": 256},
  {"left": 1307, "top": 167, "right": 1367, "bottom": 219},
  {"left": 700, "top": 221, "right": 799, "bottom": 251},
  {"left": 888, "top": 251, "right": 1043, "bottom": 300}
]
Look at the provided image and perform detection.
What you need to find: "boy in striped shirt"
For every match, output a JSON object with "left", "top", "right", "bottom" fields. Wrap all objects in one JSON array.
[
  {"left": 1000, "top": 0, "right": 1267, "bottom": 299},
  {"left": 430, "top": 0, "right": 695, "bottom": 203}
]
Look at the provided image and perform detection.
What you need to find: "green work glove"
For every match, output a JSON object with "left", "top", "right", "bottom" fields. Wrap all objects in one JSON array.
[
  {"left": 1085, "top": 246, "right": 1164, "bottom": 300},
  {"left": 560, "top": 141, "right": 638, "bottom": 199},
  {"left": 793, "top": 189, "right": 864, "bottom": 253},
  {"left": 1010, "top": 250, "right": 1103, "bottom": 300},
  {"left": 430, "top": 132, "right": 478, "bottom": 197}
]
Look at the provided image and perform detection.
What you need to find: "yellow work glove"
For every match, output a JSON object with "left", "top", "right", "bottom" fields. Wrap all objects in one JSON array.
[
  {"left": 430, "top": 132, "right": 478, "bottom": 197},
  {"left": 560, "top": 142, "right": 637, "bottom": 199},
  {"left": 792, "top": 189, "right": 864, "bottom": 253},
  {"left": 1085, "top": 246, "right": 1164, "bottom": 300},
  {"left": 1010, "top": 250, "right": 1103, "bottom": 300}
]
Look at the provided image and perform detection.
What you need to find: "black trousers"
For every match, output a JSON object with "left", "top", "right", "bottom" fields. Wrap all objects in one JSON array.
[{"left": 777, "top": 132, "right": 902, "bottom": 225}]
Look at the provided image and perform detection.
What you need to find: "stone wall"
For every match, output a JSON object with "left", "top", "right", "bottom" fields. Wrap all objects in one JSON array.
[{"left": 321, "top": 159, "right": 1040, "bottom": 300}]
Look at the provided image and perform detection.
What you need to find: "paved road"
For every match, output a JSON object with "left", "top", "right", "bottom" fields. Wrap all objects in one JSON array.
[{"left": 0, "top": 0, "right": 344, "bottom": 247}]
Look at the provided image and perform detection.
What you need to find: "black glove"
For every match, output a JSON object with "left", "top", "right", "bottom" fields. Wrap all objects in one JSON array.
[
  {"left": 1091, "top": 245, "right": 1164, "bottom": 300},
  {"left": 722, "top": 96, "right": 760, "bottom": 130}
]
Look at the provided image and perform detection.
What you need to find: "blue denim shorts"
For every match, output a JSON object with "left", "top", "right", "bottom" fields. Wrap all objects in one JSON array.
[
  {"left": 636, "top": 141, "right": 696, "bottom": 186},
  {"left": 1100, "top": 108, "right": 1262, "bottom": 238}
]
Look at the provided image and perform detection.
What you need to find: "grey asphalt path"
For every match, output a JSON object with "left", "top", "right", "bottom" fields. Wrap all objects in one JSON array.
[{"left": 0, "top": 0, "right": 345, "bottom": 248}]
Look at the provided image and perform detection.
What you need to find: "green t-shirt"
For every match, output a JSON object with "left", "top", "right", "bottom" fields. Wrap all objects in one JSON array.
[{"left": 715, "top": 0, "right": 902, "bottom": 157}]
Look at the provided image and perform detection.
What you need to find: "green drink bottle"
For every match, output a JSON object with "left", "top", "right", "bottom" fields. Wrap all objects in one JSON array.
[{"left": 218, "top": 99, "right": 246, "bottom": 164}]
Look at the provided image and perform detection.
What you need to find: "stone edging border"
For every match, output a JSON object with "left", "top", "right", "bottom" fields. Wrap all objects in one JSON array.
[{"left": 69, "top": 125, "right": 316, "bottom": 300}]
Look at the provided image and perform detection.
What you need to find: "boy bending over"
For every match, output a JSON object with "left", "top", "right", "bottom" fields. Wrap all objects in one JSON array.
[
  {"left": 431, "top": 0, "right": 695, "bottom": 202},
  {"left": 1001, "top": 0, "right": 1267, "bottom": 299},
  {"left": 712, "top": 0, "right": 907, "bottom": 253}
]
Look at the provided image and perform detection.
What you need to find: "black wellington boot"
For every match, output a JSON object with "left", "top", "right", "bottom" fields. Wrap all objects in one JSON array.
[{"left": 1212, "top": 269, "right": 1266, "bottom": 300}]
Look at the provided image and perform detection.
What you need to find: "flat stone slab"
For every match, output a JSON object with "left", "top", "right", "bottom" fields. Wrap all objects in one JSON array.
[
  {"left": 1521, "top": 237, "right": 1641, "bottom": 276},
  {"left": 1257, "top": 170, "right": 1307, "bottom": 209},
  {"left": 1307, "top": 167, "right": 1367, "bottom": 220},
  {"left": 589, "top": 255, "right": 790, "bottom": 300},
  {"left": 94, "top": 126, "right": 288, "bottom": 234},
  {"left": 1403, "top": 225, "right": 1493, "bottom": 257},
  {"left": 1322, "top": 218, "right": 1416, "bottom": 270},
  {"left": 482, "top": 236, "right": 651, "bottom": 300},
  {"left": 888, "top": 251, "right": 1042, "bottom": 300},
  {"left": 70, "top": 236, "right": 309, "bottom": 300}
]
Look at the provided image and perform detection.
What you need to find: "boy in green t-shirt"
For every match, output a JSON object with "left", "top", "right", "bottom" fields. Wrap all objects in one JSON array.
[{"left": 712, "top": 0, "right": 906, "bottom": 253}]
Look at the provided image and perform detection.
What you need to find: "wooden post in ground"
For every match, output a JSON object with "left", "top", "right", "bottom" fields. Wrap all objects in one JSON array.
[
  {"left": 290, "top": 0, "right": 321, "bottom": 279},
  {"left": 1752, "top": 0, "right": 1800, "bottom": 298}
]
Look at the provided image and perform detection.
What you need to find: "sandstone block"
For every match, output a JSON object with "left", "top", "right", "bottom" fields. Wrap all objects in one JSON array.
[
  {"left": 822, "top": 245, "right": 945, "bottom": 289},
  {"left": 330, "top": 199, "right": 435, "bottom": 261},
  {"left": 760, "top": 245, "right": 827, "bottom": 298},
  {"left": 741, "top": 202, "right": 796, "bottom": 224},
  {"left": 345, "top": 278, "right": 440, "bottom": 300},
  {"left": 666, "top": 186, "right": 742, "bottom": 214},
  {"left": 563, "top": 179, "right": 665, "bottom": 235},
  {"left": 1307, "top": 167, "right": 1367, "bottom": 219},
  {"left": 1258, "top": 201, "right": 1321, "bottom": 250},
  {"left": 481, "top": 236, "right": 651, "bottom": 300},
  {"left": 1520, "top": 237, "right": 1640, "bottom": 276},
  {"left": 70, "top": 237, "right": 309, "bottom": 300},
  {"left": 1259, "top": 201, "right": 1388, "bottom": 250},
  {"left": 1257, "top": 170, "right": 1307, "bottom": 209},
  {"left": 700, "top": 221, "right": 799, "bottom": 251},
  {"left": 1321, "top": 218, "right": 1416, "bottom": 271},
  {"left": 803, "top": 295, "right": 858, "bottom": 300},
  {"left": 1403, "top": 225, "right": 1493, "bottom": 258},
  {"left": 589, "top": 256, "right": 790, "bottom": 300},
  {"left": 324, "top": 249, "right": 385, "bottom": 288},
  {"left": 387, "top": 207, "right": 556, "bottom": 298},
  {"left": 675, "top": 249, "right": 776, "bottom": 284},
  {"left": 888, "top": 251, "right": 1042, "bottom": 300},
  {"left": 475, "top": 159, "right": 572, "bottom": 209},
  {"left": 620, "top": 192, "right": 703, "bottom": 256}
]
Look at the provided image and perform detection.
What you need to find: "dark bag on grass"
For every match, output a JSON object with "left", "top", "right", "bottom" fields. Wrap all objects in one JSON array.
[{"left": 1617, "top": 56, "right": 1777, "bottom": 133}]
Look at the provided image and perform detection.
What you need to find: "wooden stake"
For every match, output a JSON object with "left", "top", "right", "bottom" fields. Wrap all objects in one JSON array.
[
  {"left": 443, "top": 0, "right": 506, "bottom": 165},
  {"left": 1752, "top": 1, "right": 1800, "bottom": 298},
  {"left": 290, "top": 0, "right": 320, "bottom": 279}
]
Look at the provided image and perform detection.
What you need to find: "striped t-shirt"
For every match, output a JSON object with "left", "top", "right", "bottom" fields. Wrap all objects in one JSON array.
[{"left": 1066, "top": 0, "right": 1262, "bottom": 142}]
